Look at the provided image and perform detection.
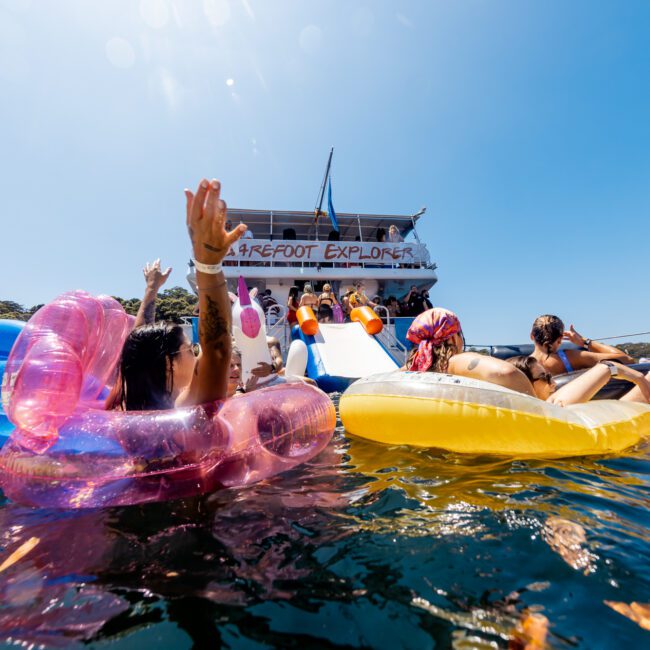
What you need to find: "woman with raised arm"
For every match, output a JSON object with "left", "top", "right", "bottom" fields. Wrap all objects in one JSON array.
[
  {"left": 115, "top": 179, "right": 246, "bottom": 411},
  {"left": 530, "top": 314, "right": 634, "bottom": 375},
  {"left": 133, "top": 258, "right": 172, "bottom": 328},
  {"left": 507, "top": 355, "right": 650, "bottom": 406}
]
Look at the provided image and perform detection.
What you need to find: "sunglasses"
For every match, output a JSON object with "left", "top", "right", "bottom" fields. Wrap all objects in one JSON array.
[
  {"left": 172, "top": 343, "right": 200, "bottom": 357},
  {"left": 532, "top": 370, "right": 553, "bottom": 384}
]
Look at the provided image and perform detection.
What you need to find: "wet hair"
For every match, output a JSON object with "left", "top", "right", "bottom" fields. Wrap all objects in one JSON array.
[
  {"left": 304, "top": 283, "right": 314, "bottom": 294},
  {"left": 531, "top": 315, "right": 564, "bottom": 356},
  {"left": 406, "top": 339, "right": 459, "bottom": 373},
  {"left": 118, "top": 323, "right": 186, "bottom": 411},
  {"left": 506, "top": 355, "right": 537, "bottom": 383},
  {"left": 288, "top": 286, "right": 300, "bottom": 299}
]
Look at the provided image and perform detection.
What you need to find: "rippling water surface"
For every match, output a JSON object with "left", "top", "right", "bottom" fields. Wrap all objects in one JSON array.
[{"left": 0, "top": 404, "right": 649, "bottom": 648}]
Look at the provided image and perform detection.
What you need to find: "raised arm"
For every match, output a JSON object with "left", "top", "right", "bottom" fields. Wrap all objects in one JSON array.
[
  {"left": 176, "top": 179, "right": 246, "bottom": 407},
  {"left": 564, "top": 325, "right": 634, "bottom": 367},
  {"left": 133, "top": 259, "right": 172, "bottom": 328}
]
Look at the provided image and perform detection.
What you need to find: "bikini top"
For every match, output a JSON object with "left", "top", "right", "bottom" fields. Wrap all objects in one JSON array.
[{"left": 557, "top": 349, "right": 574, "bottom": 373}]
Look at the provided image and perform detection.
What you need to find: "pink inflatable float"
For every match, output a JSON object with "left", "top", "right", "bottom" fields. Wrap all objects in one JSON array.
[{"left": 0, "top": 291, "right": 335, "bottom": 508}]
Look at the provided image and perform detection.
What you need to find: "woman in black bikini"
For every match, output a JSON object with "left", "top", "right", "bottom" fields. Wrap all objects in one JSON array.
[{"left": 317, "top": 283, "right": 338, "bottom": 322}]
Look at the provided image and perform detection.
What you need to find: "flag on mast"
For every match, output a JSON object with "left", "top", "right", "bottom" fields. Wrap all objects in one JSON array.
[{"left": 327, "top": 177, "right": 339, "bottom": 232}]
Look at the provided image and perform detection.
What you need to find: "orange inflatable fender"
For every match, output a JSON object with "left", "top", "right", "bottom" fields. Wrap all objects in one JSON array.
[
  {"left": 297, "top": 306, "right": 318, "bottom": 335},
  {"left": 350, "top": 306, "right": 383, "bottom": 335}
]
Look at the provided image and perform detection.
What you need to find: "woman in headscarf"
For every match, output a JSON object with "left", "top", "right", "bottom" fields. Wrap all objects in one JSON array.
[{"left": 404, "top": 307, "right": 536, "bottom": 395}]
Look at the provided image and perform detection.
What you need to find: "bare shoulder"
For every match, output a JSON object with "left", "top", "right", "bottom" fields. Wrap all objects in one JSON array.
[{"left": 448, "top": 352, "right": 484, "bottom": 373}]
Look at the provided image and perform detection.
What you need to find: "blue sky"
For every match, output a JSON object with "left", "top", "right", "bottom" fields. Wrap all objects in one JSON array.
[{"left": 1, "top": 0, "right": 649, "bottom": 344}]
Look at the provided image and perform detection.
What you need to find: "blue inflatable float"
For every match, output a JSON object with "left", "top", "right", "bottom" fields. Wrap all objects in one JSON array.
[{"left": 0, "top": 319, "right": 25, "bottom": 445}]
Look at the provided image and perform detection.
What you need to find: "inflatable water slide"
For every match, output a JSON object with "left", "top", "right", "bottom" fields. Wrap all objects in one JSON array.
[{"left": 292, "top": 306, "right": 399, "bottom": 392}]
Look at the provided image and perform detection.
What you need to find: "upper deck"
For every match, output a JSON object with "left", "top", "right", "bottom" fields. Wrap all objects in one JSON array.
[{"left": 220, "top": 208, "right": 437, "bottom": 281}]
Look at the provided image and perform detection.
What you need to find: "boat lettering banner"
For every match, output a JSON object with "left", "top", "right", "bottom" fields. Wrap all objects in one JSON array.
[{"left": 226, "top": 240, "right": 429, "bottom": 264}]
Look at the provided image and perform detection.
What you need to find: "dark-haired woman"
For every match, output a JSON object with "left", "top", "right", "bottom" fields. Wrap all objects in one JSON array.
[
  {"left": 507, "top": 355, "right": 650, "bottom": 406},
  {"left": 404, "top": 308, "right": 536, "bottom": 396},
  {"left": 287, "top": 286, "right": 300, "bottom": 325},
  {"left": 530, "top": 315, "right": 633, "bottom": 376},
  {"left": 115, "top": 178, "right": 247, "bottom": 411}
]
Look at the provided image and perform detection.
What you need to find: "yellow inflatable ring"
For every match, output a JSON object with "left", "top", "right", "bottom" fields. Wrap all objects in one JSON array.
[{"left": 339, "top": 371, "right": 650, "bottom": 458}]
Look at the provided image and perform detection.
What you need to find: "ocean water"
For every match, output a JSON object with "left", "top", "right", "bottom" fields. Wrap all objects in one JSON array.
[{"left": 0, "top": 408, "right": 648, "bottom": 648}]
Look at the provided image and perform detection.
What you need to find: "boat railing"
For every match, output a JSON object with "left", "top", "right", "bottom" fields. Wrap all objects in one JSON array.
[
  {"left": 265, "top": 304, "right": 290, "bottom": 350},
  {"left": 373, "top": 306, "right": 408, "bottom": 365}
]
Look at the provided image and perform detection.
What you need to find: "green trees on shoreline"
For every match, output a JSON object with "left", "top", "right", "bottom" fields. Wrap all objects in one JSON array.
[
  {"left": 0, "top": 287, "right": 198, "bottom": 325},
  {"left": 1, "top": 295, "right": 648, "bottom": 358}
]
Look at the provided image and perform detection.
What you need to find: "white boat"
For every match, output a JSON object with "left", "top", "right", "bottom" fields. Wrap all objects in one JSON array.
[{"left": 187, "top": 207, "right": 437, "bottom": 362}]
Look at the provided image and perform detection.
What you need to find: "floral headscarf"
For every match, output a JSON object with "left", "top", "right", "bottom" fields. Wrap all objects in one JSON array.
[{"left": 406, "top": 307, "right": 462, "bottom": 372}]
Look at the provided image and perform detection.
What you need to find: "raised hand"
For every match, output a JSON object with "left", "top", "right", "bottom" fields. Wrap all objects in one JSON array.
[
  {"left": 563, "top": 324, "right": 585, "bottom": 346},
  {"left": 250, "top": 361, "right": 273, "bottom": 378},
  {"left": 143, "top": 259, "right": 172, "bottom": 291},
  {"left": 135, "top": 258, "right": 171, "bottom": 328},
  {"left": 184, "top": 179, "right": 247, "bottom": 266}
]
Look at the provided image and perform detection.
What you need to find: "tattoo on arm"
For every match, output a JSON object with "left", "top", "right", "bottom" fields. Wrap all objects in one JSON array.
[
  {"left": 143, "top": 300, "right": 155, "bottom": 325},
  {"left": 204, "top": 242, "right": 225, "bottom": 254},
  {"left": 199, "top": 295, "right": 230, "bottom": 355},
  {"left": 467, "top": 358, "right": 481, "bottom": 371}
]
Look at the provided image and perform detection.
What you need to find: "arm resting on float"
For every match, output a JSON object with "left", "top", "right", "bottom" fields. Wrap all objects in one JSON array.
[
  {"left": 550, "top": 362, "right": 650, "bottom": 406},
  {"left": 566, "top": 348, "right": 635, "bottom": 370}
]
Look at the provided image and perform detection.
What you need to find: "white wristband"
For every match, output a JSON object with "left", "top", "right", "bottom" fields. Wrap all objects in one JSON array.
[{"left": 192, "top": 259, "right": 223, "bottom": 274}]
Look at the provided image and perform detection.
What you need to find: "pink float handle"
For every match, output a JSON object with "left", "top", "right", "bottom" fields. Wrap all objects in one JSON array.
[{"left": 237, "top": 276, "right": 261, "bottom": 338}]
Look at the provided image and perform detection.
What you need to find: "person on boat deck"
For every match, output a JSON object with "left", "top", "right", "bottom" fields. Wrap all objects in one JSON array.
[
  {"left": 404, "top": 285, "right": 431, "bottom": 316},
  {"left": 349, "top": 283, "right": 377, "bottom": 310},
  {"left": 286, "top": 286, "right": 300, "bottom": 325},
  {"left": 341, "top": 286, "right": 355, "bottom": 319},
  {"left": 507, "top": 355, "right": 650, "bottom": 406},
  {"left": 388, "top": 224, "right": 403, "bottom": 243},
  {"left": 317, "top": 283, "right": 338, "bottom": 322},
  {"left": 113, "top": 178, "right": 247, "bottom": 411},
  {"left": 404, "top": 307, "right": 536, "bottom": 396},
  {"left": 299, "top": 283, "right": 319, "bottom": 310},
  {"left": 383, "top": 296, "right": 400, "bottom": 318},
  {"left": 530, "top": 315, "right": 633, "bottom": 376}
]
